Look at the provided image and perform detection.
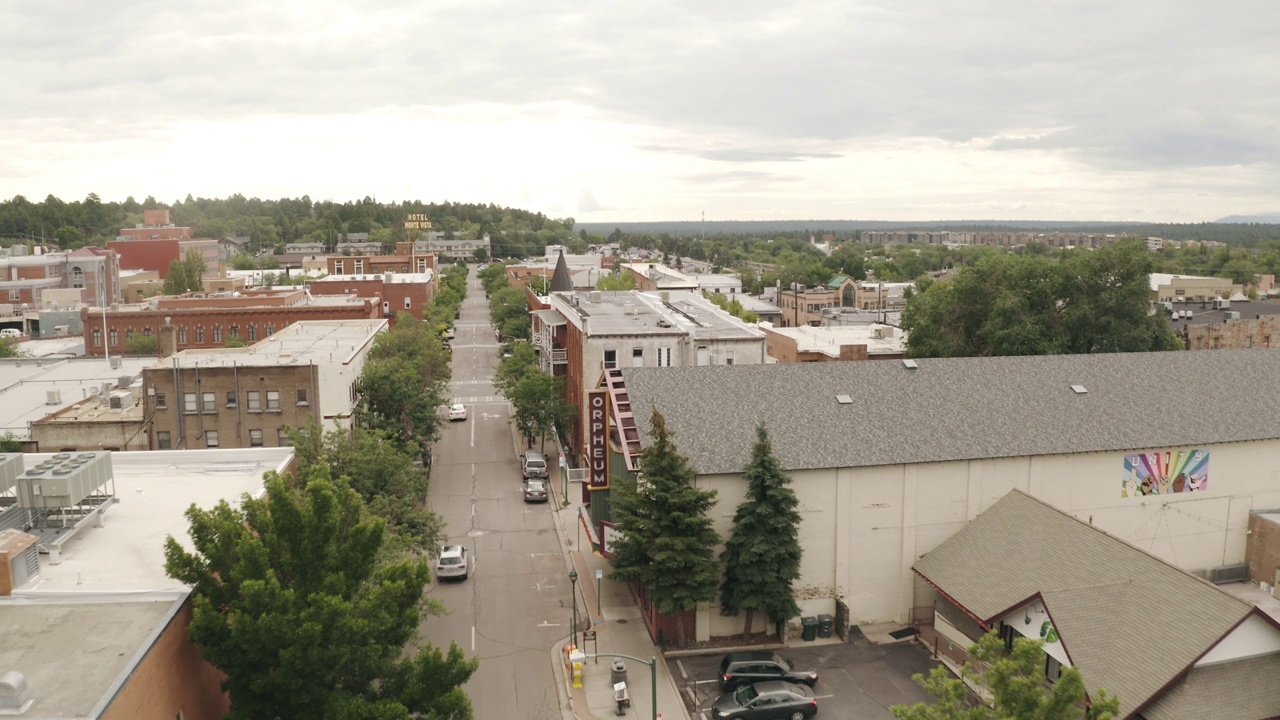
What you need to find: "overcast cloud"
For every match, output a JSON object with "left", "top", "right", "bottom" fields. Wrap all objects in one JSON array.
[{"left": 1, "top": 0, "right": 1277, "bottom": 221}]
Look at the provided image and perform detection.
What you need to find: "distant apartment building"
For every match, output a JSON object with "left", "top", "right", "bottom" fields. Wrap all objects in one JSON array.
[
  {"left": 414, "top": 232, "right": 491, "bottom": 261},
  {"left": 535, "top": 289, "right": 766, "bottom": 461},
  {"left": 80, "top": 289, "right": 381, "bottom": 357},
  {"left": 0, "top": 246, "right": 120, "bottom": 311},
  {"left": 326, "top": 241, "right": 437, "bottom": 277},
  {"left": 861, "top": 230, "right": 1127, "bottom": 249},
  {"left": 143, "top": 319, "right": 386, "bottom": 450},
  {"left": 763, "top": 323, "right": 907, "bottom": 363},
  {"left": 1168, "top": 300, "right": 1280, "bottom": 351}
]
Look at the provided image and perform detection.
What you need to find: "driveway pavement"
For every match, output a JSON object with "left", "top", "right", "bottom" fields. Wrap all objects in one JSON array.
[{"left": 666, "top": 631, "right": 939, "bottom": 720}]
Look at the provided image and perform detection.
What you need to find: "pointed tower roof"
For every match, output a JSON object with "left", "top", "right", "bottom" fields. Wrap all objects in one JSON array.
[{"left": 549, "top": 250, "right": 574, "bottom": 293}]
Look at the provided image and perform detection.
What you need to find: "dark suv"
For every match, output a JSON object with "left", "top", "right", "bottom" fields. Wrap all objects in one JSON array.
[{"left": 719, "top": 652, "right": 818, "bottom": 690}]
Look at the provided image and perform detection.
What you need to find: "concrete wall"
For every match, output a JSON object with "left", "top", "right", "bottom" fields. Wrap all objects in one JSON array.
[
  {"left": 29, "top": 417, "right": 148, "bottom": 452},
  {"left": 696, "top": 438, "right": 1280, "bottom": 634},
  {"left": 101, "top": 599, "right": 229, "bottom": 720}
]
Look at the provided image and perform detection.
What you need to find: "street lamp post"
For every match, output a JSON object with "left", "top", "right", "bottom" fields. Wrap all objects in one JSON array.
[{"left": 569, "top": 568, "right": 579, "bottom": 648}]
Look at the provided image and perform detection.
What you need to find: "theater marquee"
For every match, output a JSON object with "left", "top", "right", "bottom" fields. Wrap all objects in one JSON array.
[{"left": 587, "top": 389, "right": 609, "bottom": 490}]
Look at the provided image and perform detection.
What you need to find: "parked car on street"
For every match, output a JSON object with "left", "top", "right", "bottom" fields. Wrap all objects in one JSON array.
[
  {"left": 0, "top": 329, "right": 21, "bottom": 338},
  {"left": 448, "top": 403, "right": 467, "bottom": 421},
  {"left": 719, "top": 652, "right": 818, "bottom": 690},
  {"left": 523, "top": 478, "right": 549, "bottom": 503},
  {"left": 711, "top": 680, "right": 817, "bottom": 719},
  {"left": 521, "top": 451, "right": 548, "bottom": 479},
  {"left": 435, "top": 544, "right": 471, "bottom": 581}
]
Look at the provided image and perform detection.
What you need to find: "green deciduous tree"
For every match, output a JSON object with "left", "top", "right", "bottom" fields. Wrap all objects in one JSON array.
[
  {"left": 891, "top": 632, "right": 1119, "bottom": 720},
  {"left": 126, "top": 333, "right": 159, "bottom": 354},
  {"left": 0, "top": 338, "right": 22, "bottom": 359},
  {"left": 493, "top": 342, "right": 538, "bottom": 394},
  {"left": 164, "top": 466, "right": 478, "bottom": 720},
  {"left": 595, "top": 272, "right": 636, "bottom": 290},
  {"left": 609, "top": 409, "right": 720, "bottom": 646},
  {"left": 507, "top": 370, "right": 576, "bottom": 453},
  {"left": 355, "top": 317, "right": 451, "bottom": 466},
  {"left": 902, "top": 240, "right": 1181, "bottom": 358},
  {"left": 720, "top": 423, "right": 802, "bottom": 641},
  {"left": 162, "top": 248, "right": 207, "bottom": 294}
]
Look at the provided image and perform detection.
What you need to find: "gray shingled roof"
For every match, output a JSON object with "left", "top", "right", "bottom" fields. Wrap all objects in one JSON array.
[
  {"left": 550, "top": 250, "right": 574, "bottom": 293},
  {"left": 913, "top": 490, "right": 1257, "bottom": 718},
  {"left": 619, "top": 349, "right": 1280, "bottom": 475},
  {"left": 1141, "top": 652, "right": 1280, "bottom": 720}
]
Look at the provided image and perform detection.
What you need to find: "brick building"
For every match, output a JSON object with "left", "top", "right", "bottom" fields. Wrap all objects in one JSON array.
[
  {"left": 326, "top": 242, "right": 437, "bottom": 278},
  {"left": 309, "top": 270, "right": 435, "bottom": 321},
  {"left": 143, "top": 319, "right": 385, "bottom": 450},
  {"left": 109, "top": 237, "right": 226, "bottom": 279},
  {"left": 81, "top": 289, "right": 381, "bottom": 357},
  {"left": 1168, "top": 299, "right": 1280, "bottom": 350},
  {"left": 0, "top": 246, "right": 120, "bottom": 310},
  {"left": 29, "top": 381, "right": 149, "bottom": 452},
  {"left": 116, "top": 209, "right": 193, "bottom": 242}
]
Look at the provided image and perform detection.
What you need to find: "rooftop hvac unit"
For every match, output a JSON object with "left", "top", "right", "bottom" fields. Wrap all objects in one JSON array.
[
  {"left": 108, "top": 391, "right": 134, "bottom": 411},
  {"left": 16, "top": 451, "right": 113, "bottom": 510},
  {"left": 116, "top": 375, "right": 132, "bottom": 389},
  {"left": 45, "top": 390, "right": 61, "bottom": 406},
  {"left": 109, "top": 356, "right": 122, "bottom": 369},
  {"left": 0, "top": 453, "right": 25, "bottom": 494},
  {"left": 53, "top": 325, "right": 69, "bottom": 337}
]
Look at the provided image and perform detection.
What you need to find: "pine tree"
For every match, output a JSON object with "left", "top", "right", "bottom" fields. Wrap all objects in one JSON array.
[
  {"left": 164, "top": 466, "right": 478, "bottom": 719},
  {"left": 720, "top": 422, "right": 803, "bottom": 640},
  {"left": 609, "top": 408, "right": 720, "bottom": 646}
]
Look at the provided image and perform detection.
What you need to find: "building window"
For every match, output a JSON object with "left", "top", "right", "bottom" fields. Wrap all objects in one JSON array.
[
  {"left": 334, "top": 260, "right": 345, "bottom": 274},
  {"left": 230, "top": 325, "right": 240, "bottom": 338},
  {"left": 7, "top": 290, "right": 18, "bottom": 301},
  {"left": 92, "top": 329, "right": 102, "bottom": 346},
  {"left": 205, "top": 431, "right": 219, "bottom": 448},
  {"left": 266, "top": 390, "right": 280, "bottom": 411},
  {"left": 226, "top": 391, "right": 237, "bottom": 407},
  {"left": 417, "top": 258, "right": 427, "bottom": 273},
  {"left": 202, "top": 392, "right": 216, "bottom": 413},
  {"left": 657, "top": 347, "right": 672, "bottom": 367},
  {"left": 603, "top": 349, "right": 617, "bottom": 369},
  {"left": 1247, "top": 337, "right": 1254, "bottom": 348},
  {"left": 1267, "top": 335, "right": 1272, "bottom": 348},
  {"left": 266, "top": 323, "right": 276, "bottom": 335},
  {"left": 196, "top": 326, "right": 205, "bottom": 343},
  {"left": 178, "top": 326, "right": 188, "bottom": 344},
  {"left": 632, "top": 347, "right": 644, "bottom": 367},
  {"left": 156, "top": 431, "right": 171, "bottom": 449},
  {"left": 404, "top": 296, "right": 412, "bottom": 309},
  {"left": 155, "top": 392, "right": 167, "bottom": 408},
  {"left": 354, "top": 259, "right": 365, "bottom": 274},
  {"left": 183, "top": 392, "right": 197, "bottom": 414},
  {"left": 109, "top": 328, "right": 118, "bottom": 346},
  {"left": 724, "top": 350, "right": 735, "bottom": 366},
  {"left": 296, "top": 389, "right": 309, "bottom": 406},
  {"left": 213, "top": 325, "right": 223, "bottom": 342},
  {"left": 248, "top": 325, "right": 257, "bottom": 341},
  {"left": 247, "top": 390, "right": 261, "bottom": 412},
  {"left": 278, "top": 428, "right": 291, "bottom": 446},
  {"left": 143, "top": 327, "right": 152, "bottom": 337},
  {"left": 249, "top": 429, "right": 263, "bottom": 447},
  {"left": 72, "top": 266, "right": 83, "bottom": 280}
]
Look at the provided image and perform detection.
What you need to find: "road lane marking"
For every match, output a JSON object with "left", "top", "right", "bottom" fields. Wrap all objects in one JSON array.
[
  {"left": 537, "top": 621, "right": 562, "bottom": 627},
  {"left": 470, "top": 417, "right": 475, "bottom": 447},
  {"left": 814, "top": 694, "right": 834, "bottom": 699},
  {"left": 471, "top": 626, "right": 475, "bottom": 652},
  {"left": 677, "top": 659, "right": 688, "bottom": 680}
]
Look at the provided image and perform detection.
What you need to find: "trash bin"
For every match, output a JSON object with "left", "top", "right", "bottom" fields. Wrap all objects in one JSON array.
[
  {"left": 611, "top": 658, "right": 628, "bottom": 686},
  {"left": 801, "top": 616, "right": 819, "bottom": 642},
  {"left": 817, "top": 614, "right": 834, "bottom": 639}
]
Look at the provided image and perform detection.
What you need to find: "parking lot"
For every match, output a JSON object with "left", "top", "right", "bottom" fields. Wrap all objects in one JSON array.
[{"left": 666, "top": 631, "right": 940, "bottom": 720}]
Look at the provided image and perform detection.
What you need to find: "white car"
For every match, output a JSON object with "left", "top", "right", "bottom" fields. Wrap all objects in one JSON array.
[
  {"left": 448, "top": 403, "right": 467, "bottom": 421},
  {"left": 435, "top": 544, "right": 470, "bottom": 581},
  {"left": 0, "top": 329, "right": 20, "bottom": 338}
]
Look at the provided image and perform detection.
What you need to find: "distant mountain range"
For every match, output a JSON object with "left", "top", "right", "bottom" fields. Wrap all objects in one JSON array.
[
  {"left": 575, "top": 219, "right": 1150, "bottom": 236},
  {"left": 1215, "top": 214, "right": 1280, "bottom": 224}
]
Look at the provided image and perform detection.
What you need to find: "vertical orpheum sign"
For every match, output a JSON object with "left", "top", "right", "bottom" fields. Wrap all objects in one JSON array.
[{"left": 587, "top": 390, "right": 609, "bottom": 490}]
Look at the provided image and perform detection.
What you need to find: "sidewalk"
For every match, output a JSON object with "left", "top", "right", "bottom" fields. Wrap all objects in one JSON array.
[{"left": 519, "top": 429, "right": 690, "bottom": 720}]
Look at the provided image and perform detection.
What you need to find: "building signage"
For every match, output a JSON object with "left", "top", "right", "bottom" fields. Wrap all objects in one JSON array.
[
  {"left": 1122, "top": 449, "right": 1209, "bottom": 497},
  {"left": 601, "top": 521, "right": 623, "bottom": 559},
  {"left": 587, "top": 389, "right": 609, "bottom": 490},
  {"left": 404, "top": 213, "right": 432, "bottom": 230}
]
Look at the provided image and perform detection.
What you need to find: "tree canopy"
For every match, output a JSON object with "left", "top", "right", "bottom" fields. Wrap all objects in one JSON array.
[
  {"left": 355, "top": 316, "right": 452, "bottom": 466},
  {"left": 163, "top": 247, "right": 207, "bottom": 294},
  {"left": 901, "top": 240, "right": 1182, "bottom": 357},
  {"left": 164, "top": 466, "right": 478, "bottom": 720},
  {"left": 719, "top": 423, "right": 803, "bottom": 640},
  {"left": 891, "top": 631, "right": 1118, "bottom": 720},
  {"left": 609, "top": 409, "right": 720, "bottom": 645}
]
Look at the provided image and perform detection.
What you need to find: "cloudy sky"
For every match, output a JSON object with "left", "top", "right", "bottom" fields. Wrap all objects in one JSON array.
[{"left": 2, "top": 0, "right": 1278, "bottom": 222}]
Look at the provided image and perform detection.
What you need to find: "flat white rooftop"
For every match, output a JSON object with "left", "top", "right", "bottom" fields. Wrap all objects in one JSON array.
[
  {"left": 0, "top": 356, "right": 153, "bottom": 438},
  {"left": 766, "top": 323, "right": 907, "bottom": 356},
  {"left": 156, "top": 319, "right": 387, "bottom": 369},
  {"left": 313, "top": 272, "right": 434, "bottom": 284},
  {"left": 12, "top": 447, "right": 293, "bottom": 595}
]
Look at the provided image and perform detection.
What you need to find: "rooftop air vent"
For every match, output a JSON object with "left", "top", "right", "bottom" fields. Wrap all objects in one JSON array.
[
  {"left": 835, "top": 394, "right": 853, "bottom": 404},
  {"left": 1070, "top": 384, "right": 1088, "bottom": 394},
  {"left": 902, "top": 359, "right": 919, "bottom": 370}
]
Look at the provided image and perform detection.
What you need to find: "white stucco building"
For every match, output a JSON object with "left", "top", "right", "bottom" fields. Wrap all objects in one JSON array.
[{"left": 603, "top": 350, "right": 1280, "bottom": 643}]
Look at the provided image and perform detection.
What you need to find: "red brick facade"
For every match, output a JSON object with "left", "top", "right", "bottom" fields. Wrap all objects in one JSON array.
[
  {"left": 109, "top": 239, "right": 183, "bottom": 276},
  {"left": 310, "top": 277, "right": 433, "bottom": 321},
  {"left": 81, "top": 294, "right": 381, "bottom": 357}
]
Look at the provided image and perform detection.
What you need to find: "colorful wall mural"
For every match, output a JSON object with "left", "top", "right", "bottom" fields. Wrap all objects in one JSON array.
[{"left": 1122, "top": 450, "right": 1209, "bottom": 497}]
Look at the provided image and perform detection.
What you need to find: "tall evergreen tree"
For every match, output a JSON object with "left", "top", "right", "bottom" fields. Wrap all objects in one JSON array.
[
  {"left": 164, "top": 466, "right": 478, "bottom": 720},
  {"left": 719, "top": 422, "right": 803, "bottom": 641},
  {"left": 609, "top": 409, "right": 720, "bottom": 646}
]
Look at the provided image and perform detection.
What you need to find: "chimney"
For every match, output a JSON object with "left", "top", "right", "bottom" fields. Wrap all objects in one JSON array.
[{"left": 159, "top": 324, "right": 177, "bottom": 358}]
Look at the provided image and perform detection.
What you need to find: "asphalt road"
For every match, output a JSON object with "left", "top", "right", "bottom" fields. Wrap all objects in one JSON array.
[
  {"left": 417, "top": 271, "right": 572, "bottom": 719},
  {"left": 668, "top": 633, "right": 938, "bottom": 720}
]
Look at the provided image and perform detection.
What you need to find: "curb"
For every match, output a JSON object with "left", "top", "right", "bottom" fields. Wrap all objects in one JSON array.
[{"left": 662, "top": 641, "right": 787, "bottom": 659}]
